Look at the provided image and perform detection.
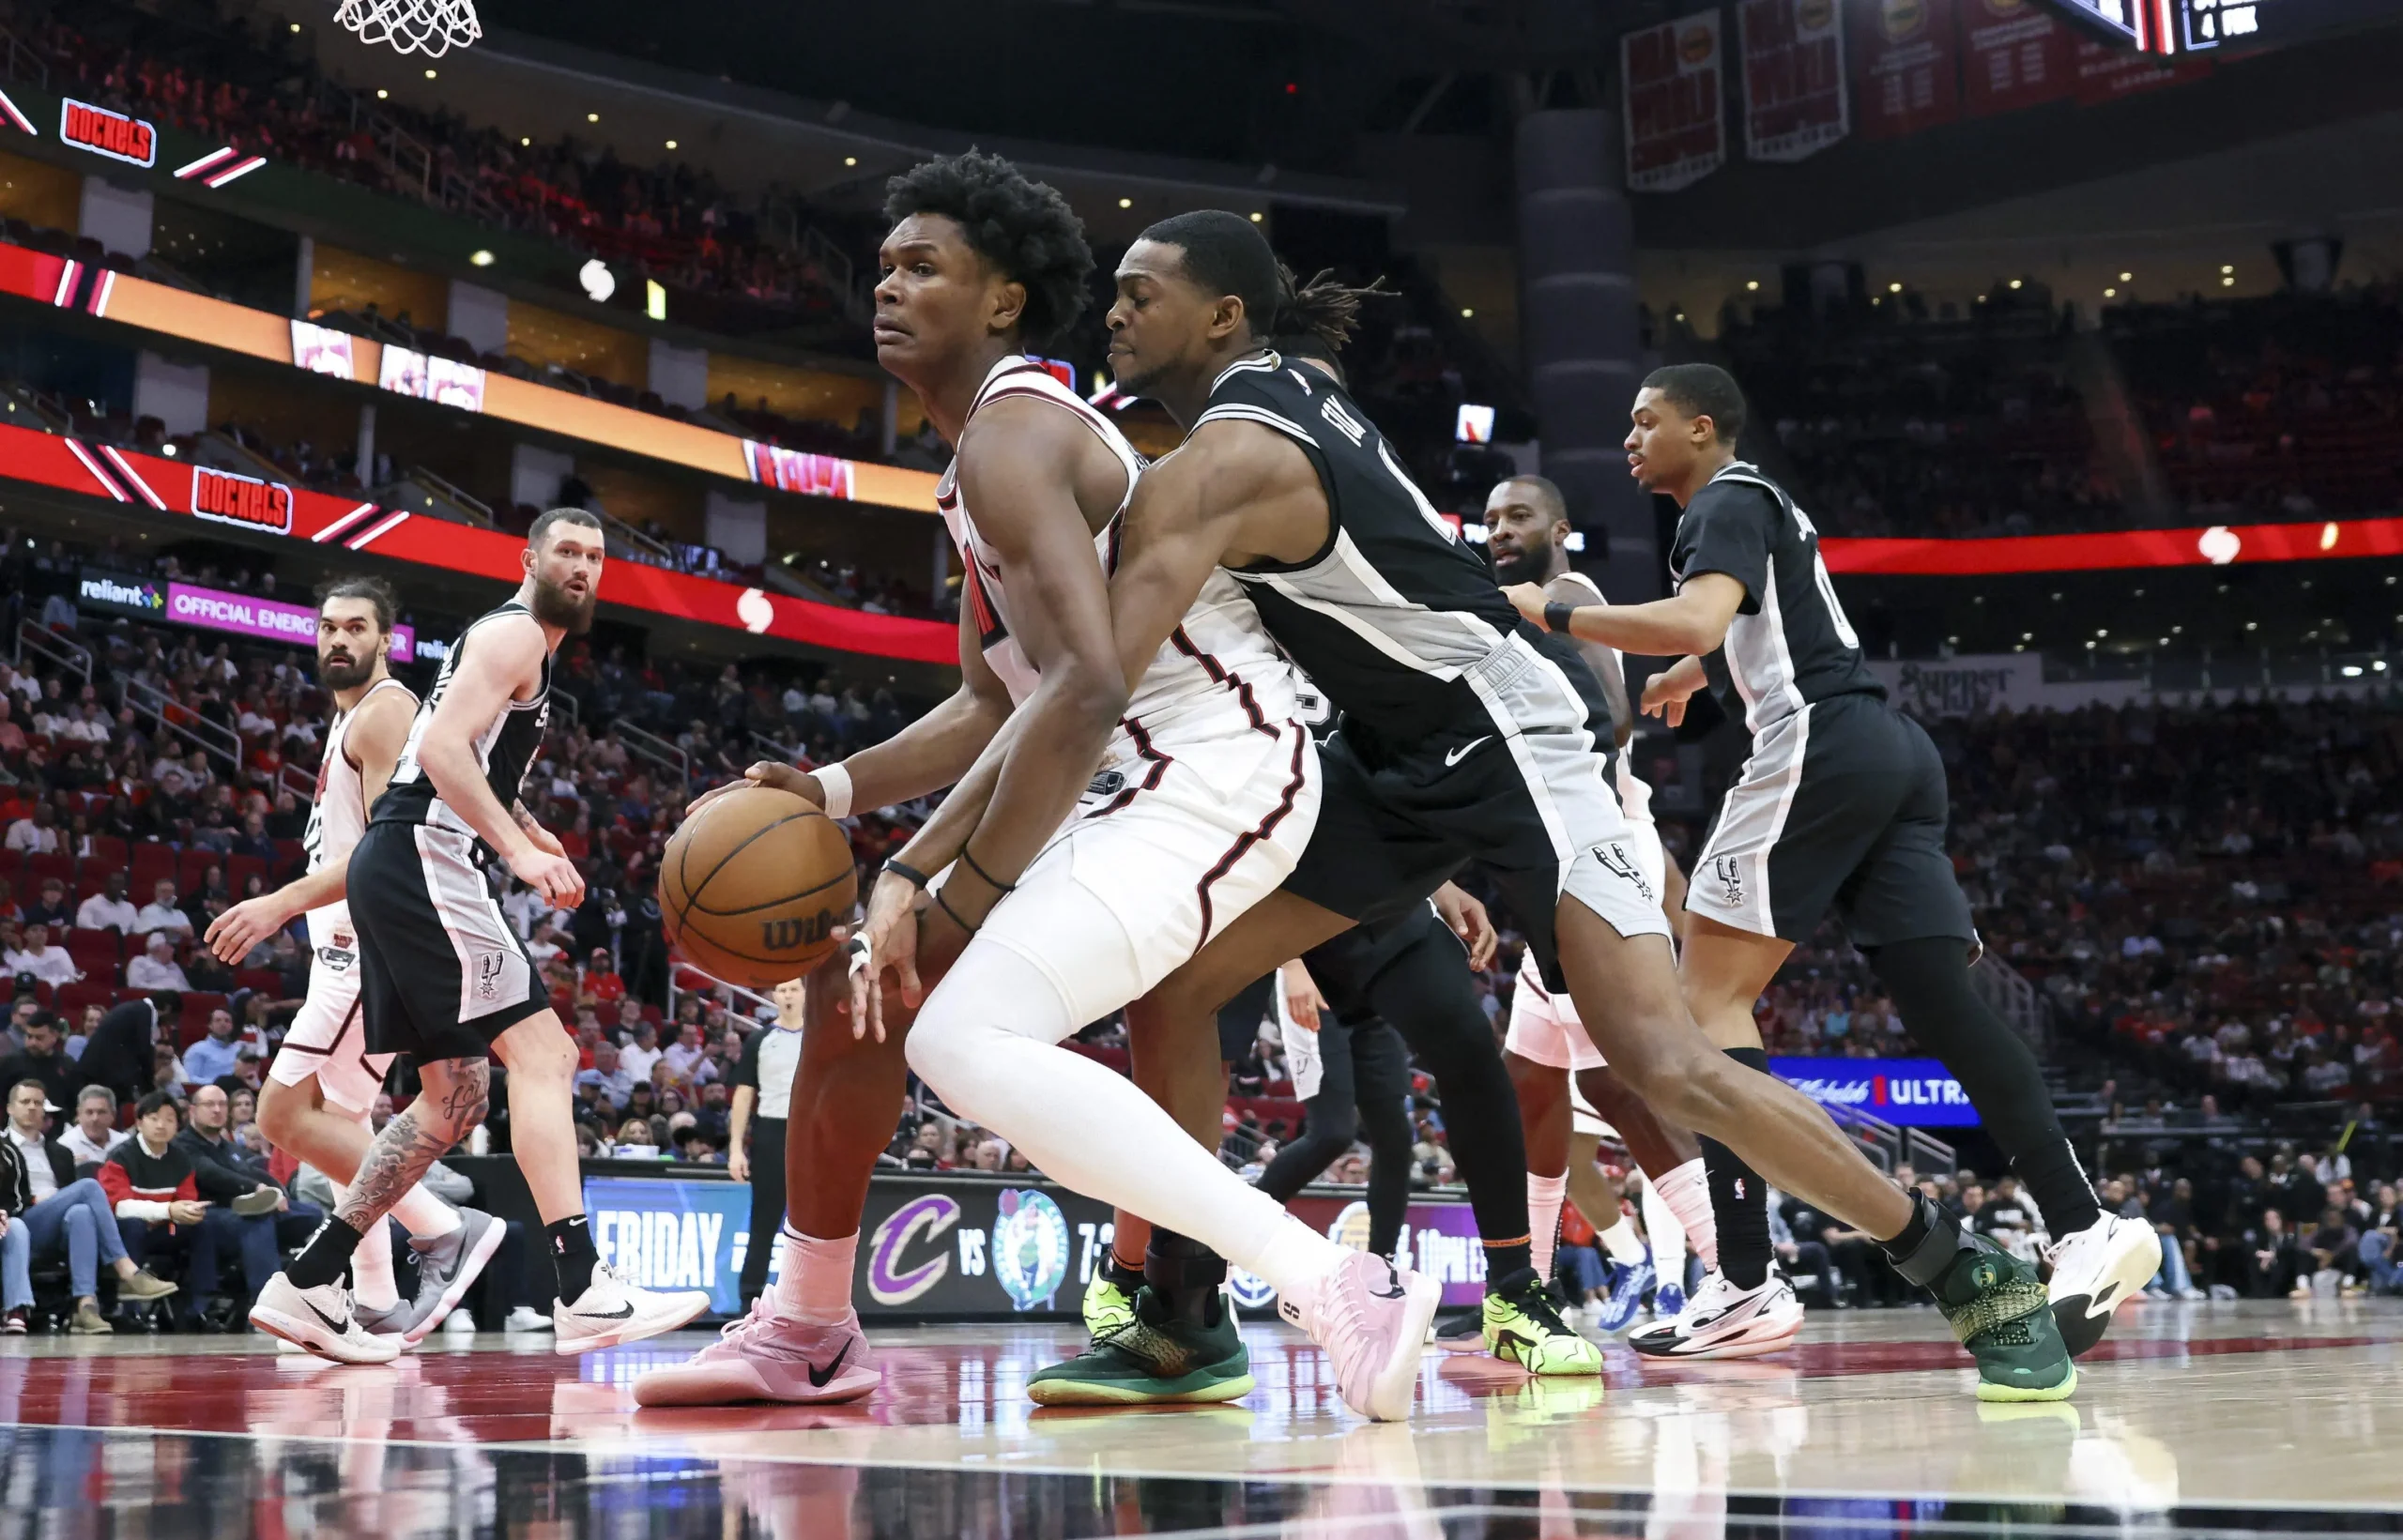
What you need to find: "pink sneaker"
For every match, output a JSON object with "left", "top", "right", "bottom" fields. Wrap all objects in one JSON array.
[
  {"left": 631, "top": 1301, "right": 880, "bottom": 1407},
  {"left": 1278, "top": 1250, "right": 1442, "bottom": 1422}
]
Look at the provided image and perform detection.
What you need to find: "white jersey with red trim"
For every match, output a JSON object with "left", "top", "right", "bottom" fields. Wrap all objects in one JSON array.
[
  {"left": 299, "top": 675, "right": 418, "bottom": 949},
  {"left": 937, "top": 355, "right": 1300, "bottom": 758}
]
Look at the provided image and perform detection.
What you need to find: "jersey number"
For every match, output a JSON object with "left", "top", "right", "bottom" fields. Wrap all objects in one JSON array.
[{"left": 1788, "top": 504, "right": 1860, "bottom": 649}]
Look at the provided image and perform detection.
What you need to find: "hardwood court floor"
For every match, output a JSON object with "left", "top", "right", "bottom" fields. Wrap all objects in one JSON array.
[{"left": 0, "top": 1299, "right": 2396, "bottom": 1536}]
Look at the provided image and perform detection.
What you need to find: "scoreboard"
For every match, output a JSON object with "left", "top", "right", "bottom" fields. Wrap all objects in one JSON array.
[{"left": 2046, "top": 0, "right": 2398, "bottom": 53}]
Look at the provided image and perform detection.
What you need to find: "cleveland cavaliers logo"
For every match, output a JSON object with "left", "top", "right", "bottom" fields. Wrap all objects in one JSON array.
[{"left": 761, "top": 913, "right": 837, "bottom": 952}]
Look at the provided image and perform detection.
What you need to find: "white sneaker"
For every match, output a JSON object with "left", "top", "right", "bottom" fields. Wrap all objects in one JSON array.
[
  {"left": 2043, "top": 1212, "right": 2163, "bottom": 1357},
  {"left": 1628, "top": 1270, "right": 1803, "bottom": 1360},
  {"left": 1278, "top": 1248, "right": 1441, "bottom": 1422},
  {"left": 552, "top": 1264, "right": 711, "bottom": 1355},
  {"left": 2175, "top": 1286, "right": 2207, "bottom": 1302},
  {"left": 443, "top": 1308, "right": 478, "bottom": 1336},
  {"left": 250, "top": 1273, "right": 403, "bottom": 1365},
  {"left": 505, "top": 1304, "right": 554, "bottom": 1333}
]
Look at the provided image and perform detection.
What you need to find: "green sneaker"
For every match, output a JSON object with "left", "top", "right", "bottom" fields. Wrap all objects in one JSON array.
[
  {"left": 1934, "top": 1237, "right": 2078, "bottom": 1403},
  {"left": 1480, "top": 1267, "right": 1603, "bottom": 1377},
  {"left": 1081, "top": 1264, "right": 1140, "bottom": 1344},
  {"left": 1028, "top": 1287, "right": 1255, "bottom": 1406}
]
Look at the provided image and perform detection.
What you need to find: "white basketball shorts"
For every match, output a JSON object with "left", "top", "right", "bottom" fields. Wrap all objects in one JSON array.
[
  {"left": 944, "top": 721, "right": 1320, "bottom": 1029},
  {"left": 267, "top": 910, "right": 393, "bottom": 1114}
]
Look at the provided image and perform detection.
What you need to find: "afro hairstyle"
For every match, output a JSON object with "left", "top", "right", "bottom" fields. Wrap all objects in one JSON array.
[{"left": 883, "top": 150, "right": 1095, "bottom": 344}]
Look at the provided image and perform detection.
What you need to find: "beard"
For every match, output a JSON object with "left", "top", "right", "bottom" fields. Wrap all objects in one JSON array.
[
  {"left": 1490, "top": 545, "right": 1550, "bottom": 587},
  {"left": 530, "top": 573, "right": 597, "bottom": 634},
  {"left": 318, "top": 650, "right": 375, "bottom": 691}
]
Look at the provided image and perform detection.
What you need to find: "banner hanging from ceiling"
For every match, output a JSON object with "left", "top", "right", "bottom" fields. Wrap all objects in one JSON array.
[
  {"left": 1739, "top": 0, "right": 1851, "bottom": 161},
  {"left": 1623, "top": 8, "right": 1727, "bottom": 192}
]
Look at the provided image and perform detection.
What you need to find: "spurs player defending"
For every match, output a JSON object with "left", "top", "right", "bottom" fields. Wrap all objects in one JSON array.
[
  {"left": 1087, "top": 213, "right": 2072, "bottom": 1404},
  {"left": 1478, "top": 477, "right": 1722, "bottom": 1331},
  {"left": 1507, "top": 364, "right": 2151, "bottom": 1365},
  {"left": 637, "top": 152, "right": 1442, "bottom": 1424},
  {"left": 207, "top": 578, "right": 503, "bottom": 1348},
  {"left": 253, "top": 511, "right": 708, "bottom": 1363}
]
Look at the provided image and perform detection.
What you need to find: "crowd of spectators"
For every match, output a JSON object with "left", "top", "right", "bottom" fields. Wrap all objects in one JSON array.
[
  {"left": 2108, "top": 281, "right": 2403, "bottom": 523},
  {"left": 1717, "top": 291, "right": 2120, "bottom": 541},
  {"left": 8, "top": 1, "right": 859, "bottom": 327}
]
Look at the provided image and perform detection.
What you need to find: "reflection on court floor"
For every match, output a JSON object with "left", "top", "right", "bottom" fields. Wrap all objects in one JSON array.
[{"left": 0, "top": 1300, "right": 2396, "bottom": 1537}]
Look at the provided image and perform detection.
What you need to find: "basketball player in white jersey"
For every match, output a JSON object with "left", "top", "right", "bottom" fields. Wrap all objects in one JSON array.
[
  {"left": 207, "top": 579, "right": 503, "bottom": 1348},
  {"left": 1478, "top": 477, "right": 1720, "bottom": 1334},
  {"left": 636, "top": 152, "right": 1442, "bottom": 1423}
]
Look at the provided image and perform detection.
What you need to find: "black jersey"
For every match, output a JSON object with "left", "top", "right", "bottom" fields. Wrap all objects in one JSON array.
[
  {"left": 1208, "top": 353, "right": 1536, "bottom": 752},
  {"left": 375, "top": 601, "right": 554, "bottom": 846},
  {"left": 1667, "top": 462, "right": 1884, "bottom": 736}
]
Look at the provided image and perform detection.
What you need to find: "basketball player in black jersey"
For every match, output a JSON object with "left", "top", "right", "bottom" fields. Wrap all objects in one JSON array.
[
  {"left": 1505, "top": 363, "right": 2158, "bottom": 1361},
  {"left": 1090, "top": 212, "right": 2074, "bottom": 1401},
  {"left": 253, "top": 509, "right": 710, "bottom": 1363}
]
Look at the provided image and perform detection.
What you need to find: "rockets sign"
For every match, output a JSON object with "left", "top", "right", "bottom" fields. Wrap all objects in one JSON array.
[{"left": 58, "top": 99, "right": 156, "bottom": 168}]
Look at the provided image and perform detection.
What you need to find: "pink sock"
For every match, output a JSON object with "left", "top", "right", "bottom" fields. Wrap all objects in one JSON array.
[
  {"left": 1527, "top": 1172, "right": 1567, "bottom": 1280},
  {"left": 1653, "top": 1156, "right": 1719, "bottom": 1271},
  {"left": 772, "top": 1227, "right": 857, "bottom": 1324}
]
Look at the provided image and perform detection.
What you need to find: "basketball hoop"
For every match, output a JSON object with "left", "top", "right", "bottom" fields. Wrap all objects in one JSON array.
[{"left": 335, "top": 0, "right": 482, "bottom": 58}]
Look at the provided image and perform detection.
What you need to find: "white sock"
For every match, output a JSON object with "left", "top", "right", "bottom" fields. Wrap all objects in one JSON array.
[
  {"left": 1599, "top": 1212, "right": 1648, "bottom": 1269},
  {"left": 1652, "top": 1156, "right": 1717, "bottom": 1271},
  {"left": 905, "top": 938, "right": 1339, "bottom": 1315},
  {"left": 391, "top": 1188, "right": 462, "bottom": 1241},
  {"left": 330, "top": 1182, "right": 401, "bottom": 1310},
  {"left": 1641, "top": 1178, "right": 1689, "bottom": 1294},
  {"left": 773, "top": 1228, "right": 857, "bottom": 1325},
  {"left": 1526, "top": 1172, "right": 1567, "bottom": 1281}
]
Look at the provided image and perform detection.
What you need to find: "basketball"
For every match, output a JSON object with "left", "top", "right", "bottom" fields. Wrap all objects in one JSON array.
[{"left": 658, "top": 784, "right": 856, "bottom": 988}]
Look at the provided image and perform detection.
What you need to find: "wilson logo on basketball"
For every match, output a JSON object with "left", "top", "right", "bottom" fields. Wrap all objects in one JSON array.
[
  {"left": 760, "top": 912, "right": 838, "bottom": 953},
  {"left": 191, "top": 467, "right": 296, "bottom": 536}
]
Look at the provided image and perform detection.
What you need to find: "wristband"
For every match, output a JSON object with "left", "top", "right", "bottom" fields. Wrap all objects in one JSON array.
[
  {"left": 1544, "top": 601, "right": 1579, "bottom": 635},
  {"left": 884, "top": 859, "right": 931, "bottom": 889},
  {"left": 958, "top": 845, "right": 1017, "bottom": 894},
  {"left": 933, "top": 887, "right": 982, "bottom": 936},
  {"left": 814, "top": 761, "right": 854, "bottom": 819}
]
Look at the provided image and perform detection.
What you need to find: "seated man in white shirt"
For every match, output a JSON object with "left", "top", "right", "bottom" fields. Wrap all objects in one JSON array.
[
  {"left": 58, "top": 1085, "right": 128, "bottom": 1166},
  {"left": 124, "top": 934, "right": 191, "bottom": 993},
  {"left": 133, "top": 880, "right": 194, "bottom": 941},
  {"left": 4, "top": 924, "right": 79, "bottom": 987},
  {"left": 4, "top": 805, "right": 59, "bottom": 856},
  {"left": 75, "top": 873, "right": 139, "bottom": 935}
]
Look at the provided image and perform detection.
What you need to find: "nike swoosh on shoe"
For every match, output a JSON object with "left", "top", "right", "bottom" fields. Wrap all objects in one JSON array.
[
  {"left": 305, "top": 1301, "right": 351, "bottom": 1334},
  {"left": 573, "top": 1304, "right": 637, "bottom": 1321},
  {"left": 806, "top": 1342, "right": 851, "bottom": 1388}
]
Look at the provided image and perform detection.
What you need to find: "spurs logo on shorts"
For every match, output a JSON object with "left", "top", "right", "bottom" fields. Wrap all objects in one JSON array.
[
  {"left": 1592, "top": 841, "right": 1655, "bottom": 905},
  {"left": 475, "top": 951, "right": 508, "bottom": 1002},
  {"left": 1713, "top": 854, "right": 1745, "bottom": 908}
]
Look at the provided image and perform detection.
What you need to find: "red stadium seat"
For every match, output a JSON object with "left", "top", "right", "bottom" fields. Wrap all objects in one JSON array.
[
  {"left": 176, "top": 992, "right": 230, "bottom": 1045},
  {"left": 176, "top": 849, "right": 216, "bottom": 892},
  {"left": 25, "top": 851, "right": 74, "bottom": 889},
  {"left": 64, "top": 928, "right": 121, "bottom": 976},
  {"left": 130, "top": 843, "right": 175, "bottom": 892},
  {"left": 85, "top": 836, "right": 128, "bottom": 870},
  {"left": 226, "top": 854, "right": 267, "bottom": 894},
  {"left": 55, "top": 980, "right": 115, "bottom": 1019}
]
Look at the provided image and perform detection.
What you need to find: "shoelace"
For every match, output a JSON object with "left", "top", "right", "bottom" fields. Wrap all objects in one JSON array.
[{"left": 1507, "top": 1280, "right": 1578, "bottom": 1336}]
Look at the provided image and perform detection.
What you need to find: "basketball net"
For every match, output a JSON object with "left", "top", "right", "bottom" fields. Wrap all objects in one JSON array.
[{"left": 334, "top": 0, "right": 482, "bottom": 57}]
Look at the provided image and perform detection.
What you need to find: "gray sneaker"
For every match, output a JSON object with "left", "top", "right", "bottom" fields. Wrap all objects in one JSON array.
[
  {"left": 402, "top": 1207, "right": 505, "bottom": 1346},
  {"left": 356, "top": 1298, "right": 416, "bottom": 1345}
]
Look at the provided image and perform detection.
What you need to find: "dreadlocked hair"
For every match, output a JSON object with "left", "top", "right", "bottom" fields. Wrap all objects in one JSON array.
[
  {"left": 884, "top": 149, "right": 1095, "bottom": 343},
  {"left": 1270, "top": 262, "right": 1385, "bottom": 353}
]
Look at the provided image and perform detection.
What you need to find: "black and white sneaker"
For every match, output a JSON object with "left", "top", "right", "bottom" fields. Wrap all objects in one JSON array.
[
  {"left": 402, "top": 1208, "right": 505, "bottom": 1345},
  {"left": 1628, "top": 1269, "right": 1803, "bottom": 1360},
  {"left": 552, "top": 1264, "right": 710, "bottom": 1355},
  {"left": 2043, "top": 1212, "right": 2163, "bottom": 1357},
  {"left": 250, "top": 1273, "right": 403, "bottom": 1364}
]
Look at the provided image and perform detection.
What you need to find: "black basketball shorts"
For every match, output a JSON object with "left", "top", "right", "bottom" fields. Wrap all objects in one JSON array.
[
  {"left": 351, "top": 820, "right": 549, "bottom": 1063},
  {"left": 1687, "top": 691, "right": 1977, "bottom": 949}
]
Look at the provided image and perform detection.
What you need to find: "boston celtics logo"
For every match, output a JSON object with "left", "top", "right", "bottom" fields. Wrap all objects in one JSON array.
[{"left": 990, "top": 1189, "right": 1070, "bottom": 1312}]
